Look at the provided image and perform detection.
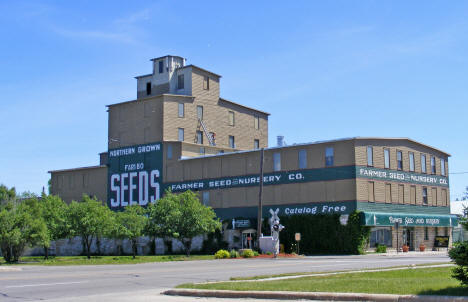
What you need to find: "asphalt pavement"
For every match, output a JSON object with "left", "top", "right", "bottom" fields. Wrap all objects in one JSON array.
[{"left": 0, "top": 253, "right": 450, "bottom": 301}]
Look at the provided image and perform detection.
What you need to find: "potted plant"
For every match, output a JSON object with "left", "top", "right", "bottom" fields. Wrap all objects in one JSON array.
[
  {"left": 402, "top": 245, "right": 409, "bottom": 252},
  {"left": 419, "top": 243, "right": 426, "bottom": 252}
]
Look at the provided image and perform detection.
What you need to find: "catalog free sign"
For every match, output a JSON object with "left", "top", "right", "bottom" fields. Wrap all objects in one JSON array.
[{"left": 108, "top": 143, "right": 163, "bottom": 209}]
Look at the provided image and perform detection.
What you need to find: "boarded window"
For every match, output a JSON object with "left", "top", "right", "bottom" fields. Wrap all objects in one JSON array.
[
  {"left": 410, "top": 186, "right": 416, "bottom": 204},
  {"left": 254, "top": 116, "right": 259, "bottom": 129},
  {"left": 432, "top": 188, "right": 437, "bottom": 206},
  {"left": 203, "top": 76, "right": 209, "bottom": 90},
  {"left": 442, "top": 189, "right": 447, "bottom": 206},
  {"left": 228, "top": 111, "right": 235, "bottom": 126},
  {"left": 368, "top": 182, "right": 375, "bottom": 202},
  {"left": 398, "top": 185, "right": 404, "bottom": 204},
  {"left": 385, "top": 184, "right": 392, "bottom": 203}
]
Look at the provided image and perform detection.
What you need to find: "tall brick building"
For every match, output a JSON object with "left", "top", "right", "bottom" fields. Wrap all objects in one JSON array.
[{"left": 50, "top": 55, "right": 456, "bottom": 251}]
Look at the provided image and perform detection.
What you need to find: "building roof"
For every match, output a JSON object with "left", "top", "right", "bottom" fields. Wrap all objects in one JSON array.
[
  {"left": 48, "top": 165, "right": 107, "bottom": 174},
  {"left": 150, "top": 55, "right": 185, "bottom": 61},
  {"left": 134, "top": 73, "right": 152, "bottom": 79},
  {"left": 106, "top": 94, "right": 194, "bottom": 107},
  {"left": 219, "top": 98, "right": 270, "bottom": 116},
  {"left": 180, "top": 137, "right": 450, "bottom": 161},
  {"left": 177, "top": 64, "right": 222, "bottom": 78}
]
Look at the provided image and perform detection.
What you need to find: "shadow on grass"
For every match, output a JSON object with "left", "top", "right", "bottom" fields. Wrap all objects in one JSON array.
[{"left": 418, "top": 286, "right": 468, "bottom": 296}]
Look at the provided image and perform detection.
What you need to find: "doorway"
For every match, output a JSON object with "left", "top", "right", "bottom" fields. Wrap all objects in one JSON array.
[
  {"left": 241, "top": 229, "right": 257, "bottom": 249},
  {"left": 402, "top": 228, "right": 415, "bottom": 251}
]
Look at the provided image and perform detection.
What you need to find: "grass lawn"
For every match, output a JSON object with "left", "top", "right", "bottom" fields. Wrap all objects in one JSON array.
[
  {"left": 0, "top": 255, "right": 214, "bottom": 266},
  {"left": 179, "top": 266, "right": 468, "bottom": 296}
]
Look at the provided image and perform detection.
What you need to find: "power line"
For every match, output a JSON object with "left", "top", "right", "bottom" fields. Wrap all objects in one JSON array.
[{"left": 449, "top": 172, "right": 468, "bottom": 175}]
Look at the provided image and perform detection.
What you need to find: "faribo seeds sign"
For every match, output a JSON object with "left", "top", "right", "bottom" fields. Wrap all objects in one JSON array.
[{"left": 108, "top": 142, "right": 163, "bottom": 209}]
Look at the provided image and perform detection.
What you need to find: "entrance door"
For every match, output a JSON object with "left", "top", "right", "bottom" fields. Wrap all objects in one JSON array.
[
  {"left": 403, "top": 228, "right": 415, "bottom": 251},
  {"left": 241, "top": 230, "right": 256, "bottom": 249}
]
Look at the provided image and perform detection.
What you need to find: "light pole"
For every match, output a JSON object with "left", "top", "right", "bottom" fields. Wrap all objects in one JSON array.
[{"left": 256, "top": 148, "right": 264, "bottom": 251}]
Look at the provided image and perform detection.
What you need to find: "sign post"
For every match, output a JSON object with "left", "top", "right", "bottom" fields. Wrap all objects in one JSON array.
[
  {"left": 395, "top": 221, "right": 400, "bottom": 254},
  {"left": 295, "top": 233, "right": 301, "bottom": 255}
]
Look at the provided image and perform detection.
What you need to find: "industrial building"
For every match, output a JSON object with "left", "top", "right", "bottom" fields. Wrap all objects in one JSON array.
[{"left": 50, "top": 55, "right": 456, "bottom": 251}]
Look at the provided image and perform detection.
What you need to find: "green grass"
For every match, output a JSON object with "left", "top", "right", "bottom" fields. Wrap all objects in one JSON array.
[
  {"left": 179, "top": 266, "right": 468, "bottom": 296},
  {"left": 0, "top": 255, "right": 214, "bottom": 266},
  {"left": 228, "top": 262, "right": 452, "bottom": 280}
]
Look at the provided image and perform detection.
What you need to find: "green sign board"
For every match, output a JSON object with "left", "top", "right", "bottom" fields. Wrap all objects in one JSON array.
[
  {"left": 356, "top": 166, "right": 449, "bottom": 187},
  {"left": 361, "top": 212, "right": 457, "bottom": 227},
  {"left": 108, "top": 142, "right": 163, "bottom": 209}
]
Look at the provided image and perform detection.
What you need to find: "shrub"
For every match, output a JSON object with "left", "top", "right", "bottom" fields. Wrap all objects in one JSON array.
[
  {"left": 214, "top": 249, "right": 230, "bottom": 259},
  {"left": 229, "top": 250, "right": 240, "bottom": 258},
  {"left": 266, "top": 251, "right": 272, "bottom": 255},
  {"left": 253, "top": 251, "right": 259, "bottom": 257},
  {"left": 375, "top": 244, "right": 387, "bottom": 253},
  {"left": 449, "top": 242, "right": 468, "bottom": 285},
  {"left": 241, "top": 249, "right": 254, "bottom": 258}
]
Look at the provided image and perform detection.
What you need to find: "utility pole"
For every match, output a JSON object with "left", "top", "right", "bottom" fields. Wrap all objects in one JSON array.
[{"left": 257, "top": 148, "right": 264, "bottom": 251}]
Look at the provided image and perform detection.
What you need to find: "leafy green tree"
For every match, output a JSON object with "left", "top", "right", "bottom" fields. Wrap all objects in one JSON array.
[
  {"left": 67, "top": 195, "right": 114, "bottom": 259},
  {"left": 0, "top": 184, "right": 16, "bottom": 206},
  {"left": 115, "top": 205, "right": 147, "bottom": 258},
  {"left": 39, "top": 194, "right": 69, "bottom": 259},
  {"left": 145, "top": 192, "right": 181, "bottom": 254},
  {"left": 0, "top": 198, "right": 49, "bottom": 262},
  {"left": 169, "top": 190, "right": 221, "bottom": 256}
]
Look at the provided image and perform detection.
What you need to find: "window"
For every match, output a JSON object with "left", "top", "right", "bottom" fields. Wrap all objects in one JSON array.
[
  {"left": 424, "top": 227, "right": 429, "bottom": 240},
  {"left": 385, "top": 183, "right": 392, "bottom": 203},
  {"left": 202, "top": 191, "right": 209, "bottom": 206},
  {"left": 432, "top": 188, "right": 437, "bottom": 206},
  {"left": 177, "top": 74, "right": 184, "bottom": 89},
  {"left": 196, "top": 130, "right": 203, "bottom": 144},
  {"left": 254, "top": 139, "right": 259, "bottom": 150},
  {"left": 325, "top": 147, "right": 334, "bottom": 166},
  {"left": 273, "top": 152, "right": 281, "bottom": 171},
  {"left": 228, "top": 111, "right": 235, "bottom": 126},
  {"left": 384, "top": 149, "right": 390, "bottom": 169},
  {"left": 441, "top": 158, "right": 446, "bottom": 176},
  {"left": 158, "top": 61, "right": 163, "bottom": 73},
  {"left": 178, "top": 128, "right": 184, "bottom": 141},
  {"left": 397, "top": 151, "right": 403, "bottom": 170},
  {"left": 299, "top": 149, "right": 307, "bottom": 169},
  {"left": 203, "top": 76, "right": 209, "bottom": 90},
  {"left": 431, "top": 156, "right": 436, "bottom": 174},
  {"left": 409, "top": 152, "right": 415, "bottom": 172},
  {"left": 254, "top": 116, "right": 259, "bottom": 130},
  {"left": 197, "top": 105, "right": 203, "bottom": 120},
  {"left": 146, "top": 82, "right": 151, "bottom": 95},
  {"left": 398, "top": 184, "right": 404, "bottom": 204},
  {"left": 178, "top": 103, "right": 184, "bottom": 117},
  {"left": 422, "top": 187, "right": 428, "bottom": 205},
  {"left": 167, "top": 144, "right": 173, "bottom": 159},
  {"left": 421, "top": 154, "right": 426, "bottom": 173},
  {"left": 367, "top": 146, "right": 373, "bottom": 166},
  {"left": 368, "top": 182, "right": 375, "bottom": 202},
  {"left": 200, "top": 147, "right": 205, "bottom": 155},
  {"left": 410, "top": 186, "right": 416, "bottom": 204},
  {"left": 229, "top": 136, "right": 235, "bottom": 148},
  {"left": 209, "top": 132, "right": 216, "bottom": 145},
  {"left": 370, "top": 228, "right": 392, "bottom": 247}
]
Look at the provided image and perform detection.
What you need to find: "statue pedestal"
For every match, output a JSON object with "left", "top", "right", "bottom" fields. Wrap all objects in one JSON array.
[{"left": 259, "top": 236, "right": 275, "bottom": 254}]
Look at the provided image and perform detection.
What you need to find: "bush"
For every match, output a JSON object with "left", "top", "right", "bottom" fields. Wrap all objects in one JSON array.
[
  {"left": 241, "top": 249, "right": 254, "bottom": 258},
  {"left": 229, "top": 250, "right": 240, "bottom": 258},
  {"left": 214, "top": 249, "right": 230, "bottom": 259},
  {"left": 375, "top": 244, "right": 387, "bottom": 253},
  {"left": 253, "top": 251, "right": 259, "bottom": 257},
  {"left": 266, "top": 251, "right": 272, "bottom": 255},
  {"left": 279, "top": 211, "right": 370, "bottom": 255},
  {"left": 449, "top": 242, "right": 468, "bottom": 285}
]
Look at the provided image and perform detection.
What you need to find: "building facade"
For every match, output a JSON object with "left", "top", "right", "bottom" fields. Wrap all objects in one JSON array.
[{"left": 50, "top": 55, "right": 456, "bottom": 252}]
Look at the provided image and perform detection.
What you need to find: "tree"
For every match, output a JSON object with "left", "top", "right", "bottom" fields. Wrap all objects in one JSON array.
[
  {"left": 0, "top": 184, "right": 16, "bottom": 206},
  {"left": 67, "top": 195, "right": 114, "bottom": 259},
  {"left": 115, "top": 205, "right": 147, "bottom": 258},
  {"left": 165, "top": 190, "right": 221, "bottom": 256},
  {"left": 0, "top": 198, "right": 49, "bottom": 262},
  {"left": 145, "top": 193, "right": 181, "bottom": 254},
  {"left": 39, "top": 194, "right": 69, "bottom": 259}
]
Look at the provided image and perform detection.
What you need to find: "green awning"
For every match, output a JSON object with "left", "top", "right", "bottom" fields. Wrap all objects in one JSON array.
[{"left": 361, "top": 212, "right": 458, "bottom": 227}]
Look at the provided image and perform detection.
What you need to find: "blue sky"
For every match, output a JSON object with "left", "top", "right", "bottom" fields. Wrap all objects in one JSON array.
[{"left": 0, "top": 1, "right": 467, "bottom": 210}]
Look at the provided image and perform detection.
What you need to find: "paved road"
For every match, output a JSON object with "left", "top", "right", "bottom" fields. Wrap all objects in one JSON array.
[{"left": 0, "top": 253, "right": 450, "bottom": 301}]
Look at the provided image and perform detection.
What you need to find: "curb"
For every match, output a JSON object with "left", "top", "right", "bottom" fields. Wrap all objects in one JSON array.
[
  {"left": 163, "top": 289, "right": 468, "bottom": 302},
  {"left": 0, "top": 267, "right": 22, "bottom": 272}
]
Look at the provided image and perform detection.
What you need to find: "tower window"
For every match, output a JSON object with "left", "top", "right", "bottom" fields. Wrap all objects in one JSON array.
[
  {"left": 146, "top": 82, "right": 151, "bottom": 95},
  {"left": 178, "top": 74, "right": 184, "bottom": 89},
  {"left": 159, "top": 61, "right": 163, "bottom": 74},
  {"left": 203, "top": 76, "right": 209, "bottom": 90},
  {"left": 229, "top": 136, "right": 235, "bottom": 148}
]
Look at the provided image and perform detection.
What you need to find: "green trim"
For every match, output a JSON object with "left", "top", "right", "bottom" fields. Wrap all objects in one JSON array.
[
  {"left": 355, "top": 166, "right": 449, "bottom": 187},
  {"left": 356, "top": 201, "right": 450, "bottom": 215},
  {"left": 361, "top": 211, "right": 458, "bottom": 227}
]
